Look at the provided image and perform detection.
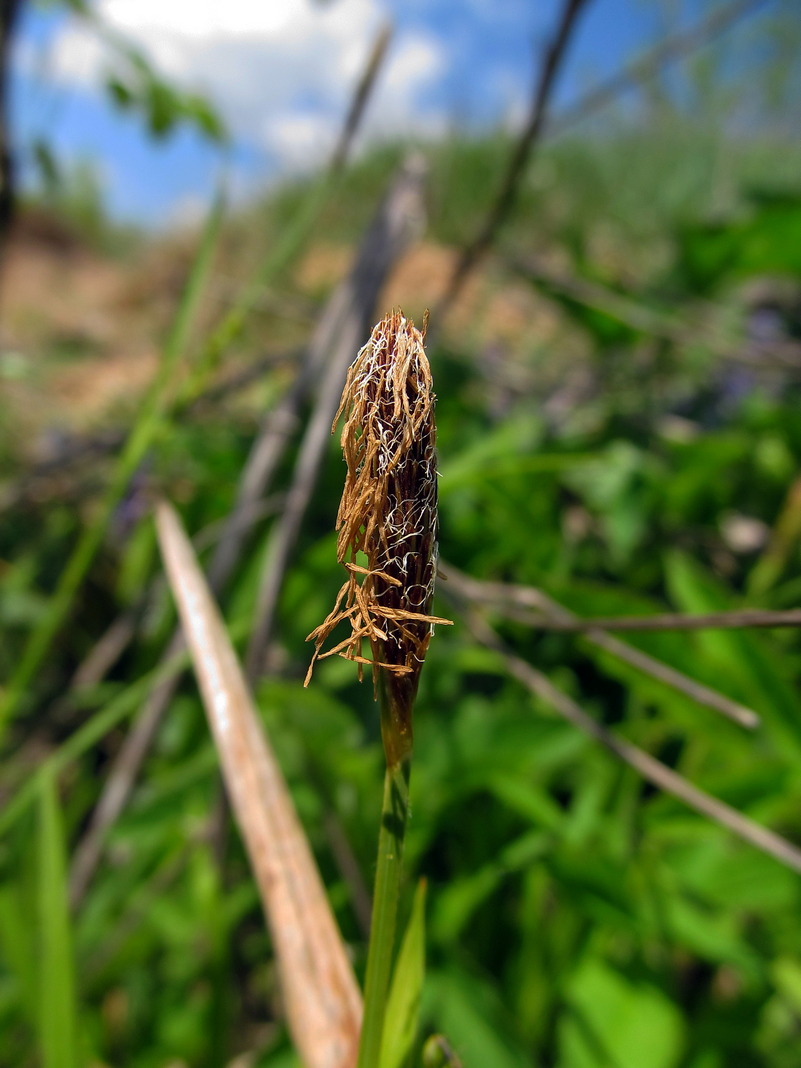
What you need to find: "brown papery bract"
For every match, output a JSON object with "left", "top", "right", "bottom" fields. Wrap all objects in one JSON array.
[{"left": 306, "top": 311, "right": 452, "bottom": 700}]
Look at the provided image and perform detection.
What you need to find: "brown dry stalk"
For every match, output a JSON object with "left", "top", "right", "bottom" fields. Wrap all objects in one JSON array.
[{"left": 306, "top": 311, "right": 452, "bottom": 710}]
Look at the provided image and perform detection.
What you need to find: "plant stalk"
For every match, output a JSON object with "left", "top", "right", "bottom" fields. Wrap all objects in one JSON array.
[{"left": 357, "top": 679, "right": 413, "bottom": 1068}]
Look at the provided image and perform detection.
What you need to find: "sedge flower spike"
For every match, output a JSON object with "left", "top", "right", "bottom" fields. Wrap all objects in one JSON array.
[{"left": 305, "top": 310, "right": 452, "bottom": 763}]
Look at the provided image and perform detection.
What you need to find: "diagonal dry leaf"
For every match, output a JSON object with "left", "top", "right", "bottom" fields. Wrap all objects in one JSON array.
[
  {"left": 463, "top": 608, "right": 801, "bottom": 876},
  {"left": 444, "top": 566, "right": 760, "bottom": 730},
  {"left": 155, "top": 499, "right": 362, "bottom": 1068}
]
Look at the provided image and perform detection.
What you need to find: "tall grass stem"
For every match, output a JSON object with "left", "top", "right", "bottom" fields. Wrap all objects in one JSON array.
[
  {"left": 37, "top": 767, "right": 78, "bottom": 1068},
  {"left": 357, "top": 741, "right": 411, "bottom": 1068}
]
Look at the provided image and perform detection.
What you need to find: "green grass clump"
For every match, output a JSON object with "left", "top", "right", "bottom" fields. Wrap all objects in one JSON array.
[{"left": 3, "top": 99, "right": 801, "bottom": 1067}]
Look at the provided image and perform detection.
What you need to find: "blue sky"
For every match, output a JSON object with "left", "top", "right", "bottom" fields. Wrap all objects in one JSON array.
[{"left": 10, "top": 0, "right": 786, "bottom": 226}]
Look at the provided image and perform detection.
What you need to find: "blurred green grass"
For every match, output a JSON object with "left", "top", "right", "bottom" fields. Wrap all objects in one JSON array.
[{"left": 3, "top": 101, "right": 801, "bottom": 1067}]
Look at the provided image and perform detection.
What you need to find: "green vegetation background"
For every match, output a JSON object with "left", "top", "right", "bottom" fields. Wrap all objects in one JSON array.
[{"left": 3, "top": 39, "right": 801, "bottom": 1068}]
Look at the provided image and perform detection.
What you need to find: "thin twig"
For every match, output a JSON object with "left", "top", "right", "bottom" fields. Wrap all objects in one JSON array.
[
  {"left": 69, "top": 612, "right": 139, "bottom": 691},
  {"left": 330, "top": 21, "right": 393, "bottom": 174},
  {"left": 434, "top": 0, "right": 589, "bottom": 319},
  {"left": 445, "top": 567, "right": 760, "bottom": 729},
  {"left": 547, "top": 0, "right": 774, "bottom": 140},
  {"left": 510, "top": 607, "right": 801, "bottom": 634},
  {"left": 466, "top": 610, "right": 801, "bottom": 875},
  {"left": 68, "top": 650, "right": 183, "bottom": 908},
  {"left": 0, "top": 0, "right": 22, "bottom": 278}
]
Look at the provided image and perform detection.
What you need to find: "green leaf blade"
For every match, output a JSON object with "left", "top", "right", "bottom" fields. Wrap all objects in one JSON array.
[
  {"left": 37, "top": 769, "right": 79, "bottom": 1068},
  {"left": 380, "top": 880, "right": 427, "bottom": 1068}
]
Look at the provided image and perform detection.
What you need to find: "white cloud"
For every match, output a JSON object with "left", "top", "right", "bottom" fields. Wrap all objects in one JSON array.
[
  {"left": 48, "top": 24, "right": 105, "bottom": 87},
  {"left": 102, "top": 1, "right": 300, "bottom": 41},
  {"left": 48, "top": 0, "right": 447, "bottom": 169},
  {"left": 362, "top": 33, "right": 446, "bottom": 141},
  {"left": 264, "top": 111, "right": 335, "bottom": 167},
  {"left": 168, "top": 190, "right": 211, "bottom": 229},
  {"left": 383, "top": 35, "right": 440, "bottom": 98}
]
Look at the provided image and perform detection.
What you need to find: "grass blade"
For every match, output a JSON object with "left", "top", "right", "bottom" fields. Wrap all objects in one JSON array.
[
  {"left": 37, "top": 767, "right": 79, "bottom": 1068},
  {"left": 358, "top": 756, "right": 411, "bottom": 1068},
  {"left": 380, "top": 880, "right": 427, "bottom": 1068}
]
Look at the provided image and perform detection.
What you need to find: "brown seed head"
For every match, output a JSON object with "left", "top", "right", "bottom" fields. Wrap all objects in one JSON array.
[{"left": 305, "top": 311, "right": 452, "bottom": 706}]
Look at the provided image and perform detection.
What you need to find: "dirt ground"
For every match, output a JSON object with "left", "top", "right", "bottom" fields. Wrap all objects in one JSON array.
[
  {"left": 0, "top": 206, "right": 561, "bottom": 464},
  {"left": 1, "top": 211, "right": 162, "bottom": 455}
]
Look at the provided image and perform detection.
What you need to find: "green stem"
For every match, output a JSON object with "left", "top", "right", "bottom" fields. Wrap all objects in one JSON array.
[{"left": 358, "top": 683, "right": 413, "bottom": 1068}]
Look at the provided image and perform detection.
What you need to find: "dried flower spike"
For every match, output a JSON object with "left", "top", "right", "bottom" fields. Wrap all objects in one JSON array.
[{"left": 305, "top": 311, "right": 451, "bottom": 754}]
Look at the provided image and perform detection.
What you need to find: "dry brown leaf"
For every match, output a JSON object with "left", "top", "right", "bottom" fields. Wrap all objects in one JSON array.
[{"left": 155, "top": 500, "right": 362, "bottom": 1068}]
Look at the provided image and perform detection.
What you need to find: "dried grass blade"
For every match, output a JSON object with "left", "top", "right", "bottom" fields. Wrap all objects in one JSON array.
[
  {"left": 467, "top": 611, "right": 801, "bottom": 876},
  {"left": 155, "top": 500, "right": 362, "bottom": 1068},
  {"left": 446, "top": 567, "right": 759, "bottom": 729}
]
